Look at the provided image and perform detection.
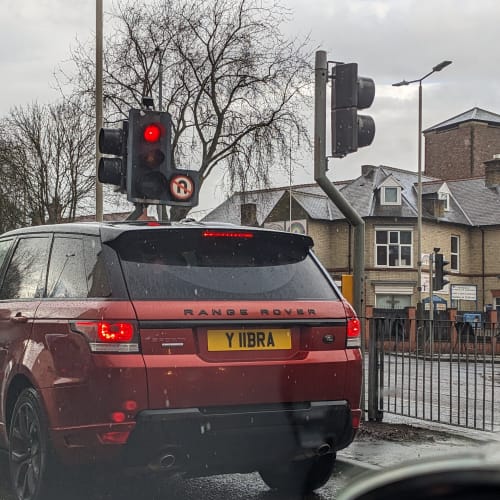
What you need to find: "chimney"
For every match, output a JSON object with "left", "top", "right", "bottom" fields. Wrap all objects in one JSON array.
[
  {"left": 484, "top": 155, "right": 500, "bottom": 188},
  {"left": 240, "top": 203, "right": 257, "bottom": 226},
  {"left": 361, "top": 165, "right": 376, "bottom": 177}
]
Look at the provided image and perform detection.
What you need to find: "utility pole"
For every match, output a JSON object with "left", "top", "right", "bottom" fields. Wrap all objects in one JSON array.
[{"left": 95, "top": 0, "right": 104, "bottom": 221}]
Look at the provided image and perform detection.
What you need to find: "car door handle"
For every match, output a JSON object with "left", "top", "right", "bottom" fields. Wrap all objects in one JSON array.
[{"left": 11, "top": 313, "right": 29, "bottom": 323}]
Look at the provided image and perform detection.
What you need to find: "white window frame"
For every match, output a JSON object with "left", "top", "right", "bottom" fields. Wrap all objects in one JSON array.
[
  {"left": 439, "top": 192, "right": 450, "bottom": 211},
  {"left": 375, "top": 227, "right": 413, "bottom": 268},
  {"left": 382, "top": 186, "right": 401, "bottom": 205},
  {"left": 450, "top": 235, "right": 459, "bottom": 272}
]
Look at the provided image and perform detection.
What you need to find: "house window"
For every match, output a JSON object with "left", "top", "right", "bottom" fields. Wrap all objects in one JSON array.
[
  {"left": 382, "top": 186, "right": 400, "bottom": 205},
  {"left": 439, "top": 192, "right": 450, "bottom": 211},
  {"left": 375, "top": 229, "right": 413, "bottom": 267},
  {"left": 450, "top": 235, "right": 459, "bottom": 271},
  {"left": 375, "top": 294, "right": 412, "bottom": 310}
]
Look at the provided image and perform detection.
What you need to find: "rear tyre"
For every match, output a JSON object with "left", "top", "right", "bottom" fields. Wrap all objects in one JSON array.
[
  {"left": 259, "top": 453, "right": 336, "bottom": 494},
  {"left": 8, "top": 388, "right": 57, "bottom": 500}
]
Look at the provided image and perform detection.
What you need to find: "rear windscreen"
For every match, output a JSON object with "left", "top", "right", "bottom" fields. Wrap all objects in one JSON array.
[{"left": 112, "top": 229, "right": 339, "bottom": 301}]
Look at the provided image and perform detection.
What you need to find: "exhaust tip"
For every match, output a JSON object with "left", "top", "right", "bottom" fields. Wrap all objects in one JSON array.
[
  {"left": 149, "top": 453, "right": 176, "bottom": 471},
  {"left": 159, "top": 454, "right": 176, "bottom": 468},
  {"left": 317, "top": 443, "right": 331, "bottom": 456}
]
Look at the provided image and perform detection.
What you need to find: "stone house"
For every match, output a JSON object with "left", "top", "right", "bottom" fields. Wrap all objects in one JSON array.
[{"left": 203, "top": 108, "right": 500, "bottom": 313}]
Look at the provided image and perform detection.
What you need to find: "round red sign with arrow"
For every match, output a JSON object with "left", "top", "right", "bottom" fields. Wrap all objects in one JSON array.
[{"left": 170, "top": 174, "right": 194, "bottom": 201}]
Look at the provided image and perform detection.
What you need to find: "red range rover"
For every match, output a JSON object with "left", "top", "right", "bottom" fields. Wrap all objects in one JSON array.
[{"left": 0, "top": 221, "right": 362, "bottom": 500}]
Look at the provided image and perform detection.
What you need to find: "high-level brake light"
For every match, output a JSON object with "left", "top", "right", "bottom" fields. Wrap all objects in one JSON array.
[{"left": 202, "top": 230, "right": 254, "bottom": 239}]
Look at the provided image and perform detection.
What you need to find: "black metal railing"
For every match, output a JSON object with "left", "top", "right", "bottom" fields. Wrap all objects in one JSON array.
[{"left": 364, "top": 316, "right": 499, "bottom": 431}]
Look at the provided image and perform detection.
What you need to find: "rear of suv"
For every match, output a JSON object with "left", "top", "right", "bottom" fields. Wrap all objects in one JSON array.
[{"left": 0, "top": 221, "right": 362, "bottom": 500}]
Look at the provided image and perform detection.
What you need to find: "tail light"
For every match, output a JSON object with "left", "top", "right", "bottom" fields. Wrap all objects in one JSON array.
[
  {"left": 346, "top": 317, "right": 361, "bottom": 348},
  {"left": 71, "top": 321, "right": 140, "bottom": 353},
  {"left": 351, "top": 409, "right": 362, "bottom": 429}
]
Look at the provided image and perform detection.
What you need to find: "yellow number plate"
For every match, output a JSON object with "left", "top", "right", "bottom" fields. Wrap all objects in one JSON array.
[{"left": 207, "top": 329, "right": 291, "bottom": 351}]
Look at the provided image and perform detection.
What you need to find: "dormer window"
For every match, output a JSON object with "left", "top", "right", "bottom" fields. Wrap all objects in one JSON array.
[
  {"left": 437, "top": 183, "right": 451, "bottom": 212},
  {"left": 378, "top": 174, "right": 403, "bottom": 206},
  {"left": 382, "top": 186, "right": 401, "bottom": 205},
  {"left": 439, "top": 191, "right": 450, "bottom": 211}
]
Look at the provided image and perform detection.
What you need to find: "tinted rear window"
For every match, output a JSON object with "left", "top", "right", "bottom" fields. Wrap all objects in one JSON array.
[{"left": 112, "top": 229, "right": 339, "bottom": 301}]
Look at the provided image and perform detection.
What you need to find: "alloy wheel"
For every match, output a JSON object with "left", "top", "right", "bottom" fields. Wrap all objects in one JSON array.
[{"left": 10, "top": 401, "right": 42, "bottom": 500}]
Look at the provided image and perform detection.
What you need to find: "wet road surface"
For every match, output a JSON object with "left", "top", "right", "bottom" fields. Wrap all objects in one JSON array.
[{"left": 0, "top": 453, "right": 359, "bottom": 500}]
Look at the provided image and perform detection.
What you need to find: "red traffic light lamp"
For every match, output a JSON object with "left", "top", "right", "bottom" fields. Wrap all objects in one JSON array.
[
  {"left": 127, "top": 109, "right": 172, "bottom": 204},
  {"left": 143, "top": 123, "right": 162, "bottom": 143}
]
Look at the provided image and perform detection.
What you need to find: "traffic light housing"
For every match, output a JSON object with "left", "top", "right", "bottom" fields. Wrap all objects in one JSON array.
[
  {"left": 98, "top": 121, "right": 128, "bottom": 191},
  {"left": 433, "top": 253, "right": 450, "bottom": 291},
  {"left": 331, "top": 63, "right": 375, "bottom": 157},
  {"left": 127, "top": 108, "right": 199, "bottom": 207}
]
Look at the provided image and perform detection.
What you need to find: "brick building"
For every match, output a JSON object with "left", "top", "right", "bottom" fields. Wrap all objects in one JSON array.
[
  {"left": 203, "top": 108, "right": 500, "bottom": 314},
  {"left": 424, "top": 107, "right": 500, "bottom": 180}
]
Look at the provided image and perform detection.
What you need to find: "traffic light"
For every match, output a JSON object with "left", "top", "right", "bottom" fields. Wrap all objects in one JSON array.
[
  {"left": 127, "top": 108, "right": 199, "bottom": 206},
  {"left": 331, "top": 63, "right": 375, "bottom": 157},
  {"left": 433, "top": 253, "right": 450, "bottom": 291},
  {"left": 98, "top": 121, "right": 128, "bottom": 191}
]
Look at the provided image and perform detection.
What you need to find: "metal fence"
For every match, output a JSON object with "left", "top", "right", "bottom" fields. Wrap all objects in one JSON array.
[{"left": 364, "top": 315, "right": 500, "bottom": 431}]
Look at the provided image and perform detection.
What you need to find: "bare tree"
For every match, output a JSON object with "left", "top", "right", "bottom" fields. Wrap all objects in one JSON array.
[
  {"left": 0, "top": 99, "right": 95, "bottom": 226},
  {"left": 63, "top": 0, "right": 312, "bottom": 220}
]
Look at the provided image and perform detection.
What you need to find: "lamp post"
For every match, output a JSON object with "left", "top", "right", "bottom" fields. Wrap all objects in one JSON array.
[
  {"left": 392, "top": 60, "right": 452, "bottom": 315},
  {"left": 96, "top": 0, "right": 104, "bottom": 222}
]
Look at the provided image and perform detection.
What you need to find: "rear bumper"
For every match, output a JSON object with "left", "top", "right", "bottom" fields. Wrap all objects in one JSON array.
[{"left": 122, "top": 400, "right": 357, "bottom": 476}]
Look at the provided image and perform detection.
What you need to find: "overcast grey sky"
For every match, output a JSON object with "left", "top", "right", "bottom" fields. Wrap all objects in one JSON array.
[{"left": 2, "top": 0, "right": 500, "bottom": 215}]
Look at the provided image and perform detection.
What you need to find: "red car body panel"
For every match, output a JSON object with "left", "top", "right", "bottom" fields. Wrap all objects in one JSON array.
[
  {"left": 134, "top": 300, "right": 360, "bottom": 412},
  {"left": 7, "top": 298, "right": 361, "bottom": 465},
  {"left": 0, "top": 223, "right": 362, "bottom": 476},
  {"left": 0, "top": 299, "right": 40, "bottom": 447}
]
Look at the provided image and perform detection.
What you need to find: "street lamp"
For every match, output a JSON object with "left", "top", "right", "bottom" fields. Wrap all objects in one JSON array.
[{"left": 392, "top": 60, "right": 452, "bottom": 314}]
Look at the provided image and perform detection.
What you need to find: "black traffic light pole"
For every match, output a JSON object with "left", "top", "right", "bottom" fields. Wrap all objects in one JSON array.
[
  {"left": 314, "top": 50, "right": 365, "bottom": 318},
  {"left": 429, "top": 252, "right": 435, "bottom": 323},
  {"left": 315, "top": 49, "right": 378, "bottom": 420}
]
